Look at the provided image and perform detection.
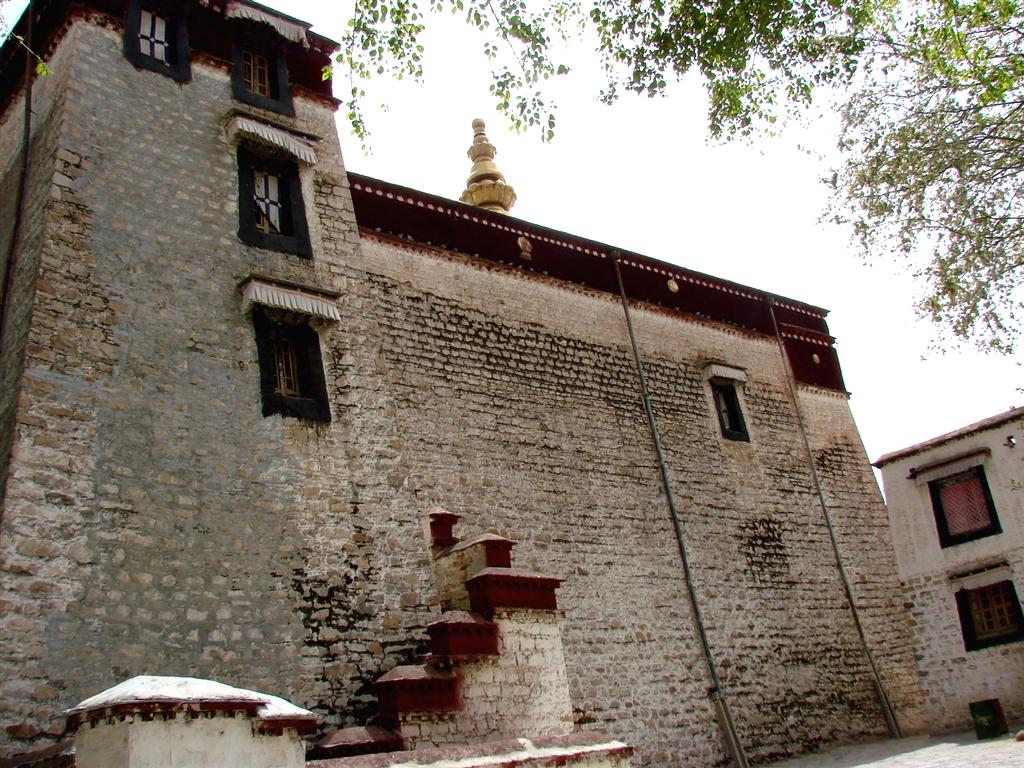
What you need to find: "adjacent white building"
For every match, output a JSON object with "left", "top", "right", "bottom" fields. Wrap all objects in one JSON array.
[{"left": 875, "top": 406, "right": 1024, "bottom": 733}]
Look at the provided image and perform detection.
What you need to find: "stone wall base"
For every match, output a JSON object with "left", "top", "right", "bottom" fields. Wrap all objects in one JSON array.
[{"left": 309, "top": 733, "right": 632, "bottom": 768}]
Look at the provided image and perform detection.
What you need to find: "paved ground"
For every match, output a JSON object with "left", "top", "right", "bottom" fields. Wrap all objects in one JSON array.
[{"left": 771, "top": 731, "right": 1024, "bottom": 767}]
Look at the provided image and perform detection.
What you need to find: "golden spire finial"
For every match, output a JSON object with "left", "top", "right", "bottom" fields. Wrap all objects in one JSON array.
[{"left": 460, "top": 119, "right": 516, "bottom": 214}]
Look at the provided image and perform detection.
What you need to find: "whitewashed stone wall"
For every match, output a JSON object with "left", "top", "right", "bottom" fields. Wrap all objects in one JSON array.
[
  {"left": 76, "top": 716, "right": 306, "bottom": 768},
  {"left": 403, "top": 610, "right": 573, "bottom": 748},
  {"left": 878, "top": 410, "right": 1024, "bottom": 732}
]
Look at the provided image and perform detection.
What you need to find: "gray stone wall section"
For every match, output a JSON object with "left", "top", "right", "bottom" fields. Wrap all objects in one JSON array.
[
  {"left": 0, "top": 30, "right": 78, "bottom": 502},
  {"left": 798, "top": 390, "right": 930, "bottom": 736},
  {"left": 0, "top": 19, "right": 434, "bottom": 755},
  {"left": 353, "top": 235, "right": 926, "bottom": 765}
]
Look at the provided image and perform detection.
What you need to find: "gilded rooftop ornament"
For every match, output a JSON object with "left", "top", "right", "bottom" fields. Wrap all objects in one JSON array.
[{"left": 460, "top": 119, "right": 516, "bottom": 214}]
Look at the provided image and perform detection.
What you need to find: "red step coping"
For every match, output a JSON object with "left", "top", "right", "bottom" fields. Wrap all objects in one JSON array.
[
  {"left": 0, "top": 738, "right": 74, "bottom": 768},
  {"left": 464, "top": 568, "right": 562, "bottom": 614},
  {"left": 373, "top": 665, "right": 460, "bottom": 714},
  {"left": 426, "top": 611, "right": 499, "bottom": 657},
  {"left": 308, "top": 726, "right": 404, "bottom": 760},
  {"left": 427, "top": 509, "right": 461, "bottom": 549},
  {"left": 441, "top": 533, "right": 515, "bottom": 568}
]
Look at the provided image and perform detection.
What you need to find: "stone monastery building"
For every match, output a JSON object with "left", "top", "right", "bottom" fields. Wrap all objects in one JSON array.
[{"left": 0, "top": 1, "right": 928, "bottom": 765}]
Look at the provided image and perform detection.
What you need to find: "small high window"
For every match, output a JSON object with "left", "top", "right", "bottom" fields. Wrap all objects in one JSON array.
[
  {"left": 252, "top": 307, "right": 330, "bottom": 422},
  {"left": 232, "top": 31, "right": 294, "bottom": 115},
  {"left": 710, "top": 381, "right": 749, "bottom": 442},
  {"left": 237, "top": 145, "right": 311, "bottom": 258},
  {"left": 929, "top": 466, "right": 1000, "bottom": 547},
  {"left": 956, "top": 580, "right": 1024, "bottom": 651},
  {"left": 123, "top": 0, "right": 190, "bottom": 81}
]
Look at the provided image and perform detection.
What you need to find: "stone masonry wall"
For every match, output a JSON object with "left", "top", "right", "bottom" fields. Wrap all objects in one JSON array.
[
  {"left": 0, "top": 17, "right": 435, "bottom": 756},
  {"left": 0, "top": 30, "right": 78, "bottom": 501},
  {"left": 346, "top": 233, "right": 927, "bottom": 765},
  {"left": 901, "top": 555, "right": 1024, "bottom": 732},
  {"left": 1, "top": 10, "right": 925, "bottom": 767},
  {"left": 798, "top": 390, "right": 929, "bottom": 734}
]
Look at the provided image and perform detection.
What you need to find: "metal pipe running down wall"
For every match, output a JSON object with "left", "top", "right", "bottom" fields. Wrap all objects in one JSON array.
[
  {"left": 0, "top": 0, "right": 37, "bottom": 534},
  {"left": 765, "top": 296, "right": 902, "bottom": 740},
  {"left": 0, "top": 0, "right": 36, "bottom": 346},
  {"left": 610, "top": 252, "right": 750, "bottom": 768}
]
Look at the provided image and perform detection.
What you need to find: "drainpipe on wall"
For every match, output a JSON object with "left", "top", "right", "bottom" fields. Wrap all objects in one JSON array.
[
  {"left": 765, "top": 296, "right": 902, "bottom": 739},
  {"left": 0, "top": 0, "right": 36, "bottom": 343},
  {"left": 0, "top": 0, "right": 37, "bottom": 530},
  {"left": 611, "top": 251, "right": 750, "bottom": 768}
]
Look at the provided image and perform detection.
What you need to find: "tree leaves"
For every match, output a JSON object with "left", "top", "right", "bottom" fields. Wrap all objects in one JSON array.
[
  {"left": 338, "top": 0, "right": 570, "bottom": 141},
  {"left": 0, "top": 22, "right": 50, "bottom": 80},
  {"left": 833, "top": 0, "right": 1024, "bottom": 353},
  {"left": 336, "top": 0, "right": 871, "bottom": 142},
  {"left": 336, "top": 0, "right": 1023, "bottom": 352}
]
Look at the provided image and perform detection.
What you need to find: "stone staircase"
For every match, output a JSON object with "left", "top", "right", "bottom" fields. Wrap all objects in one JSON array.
[
  {"left": 308, "top": 509, "right": 568, "bottom": 761},
  {"left": 1, "top": 510, "right": 630, "bottom": 768}
]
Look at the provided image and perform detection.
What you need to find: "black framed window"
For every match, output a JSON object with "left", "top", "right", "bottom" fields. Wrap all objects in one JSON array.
[
  {"left": 252, "top": 307, "right": 330, "bottom": 422},
  {"left": 123, "top": 0, "right": 190, "bottom": 81},
  {"left": 929, "top": 466, "right": 1000, "bottom": 547},
  {"left": 710, "top": 381, "right": 749, "bottom": 442},
  {"left": 243, "top": 50, "right": 271, "bottom": 96},
  {"left": 956, "top": 580, "right": 1024, "bottom": 651},
  {"left": 231, "top": 30, "right": 294, "bottom": 115},
  {"left": 237, "top": 145, "right": 311, "bottom": 258}
]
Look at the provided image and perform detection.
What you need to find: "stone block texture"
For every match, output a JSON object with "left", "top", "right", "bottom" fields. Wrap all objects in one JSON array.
[
  {"left": 402, "top": 610, "right": 574, "bottom": 749},
  {"left": 0, "top": 8, "right": 925, "bottom": 767}
]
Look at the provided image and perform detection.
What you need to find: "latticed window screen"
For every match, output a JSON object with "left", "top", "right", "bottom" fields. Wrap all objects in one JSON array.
[
  {"left": 936, "top": 470, "right": 994, "bottom": 537},
  {"left": 243, "top": 51, "right": 271, "bottom": 96},
  {"left": 272, "top": 334, "right": 300, "bottom": 396},
  {"left": 969, "top": 582, "right": 1023, "bottom": 642},
  {"left": 138, "top": 9, "right": 170, "bottom": 63},
  {"left": 253, "top": 170, "right": 282, "bottom": 233}
]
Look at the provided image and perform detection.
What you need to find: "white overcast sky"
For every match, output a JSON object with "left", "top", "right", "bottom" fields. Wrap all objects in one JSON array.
[{"left": 5, "top": 0, "right": 1020, "bottom": 475}]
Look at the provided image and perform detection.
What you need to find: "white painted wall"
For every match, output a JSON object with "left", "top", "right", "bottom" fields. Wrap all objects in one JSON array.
[
  {"left": 881, "top": 414, "right": 1023, "bottom": 583},
  {"left": 879, "top": 410, "right": 1024, "bottom": 732},
  {"left": 75, "top": 716, "right": 306, "bottom": 768}
]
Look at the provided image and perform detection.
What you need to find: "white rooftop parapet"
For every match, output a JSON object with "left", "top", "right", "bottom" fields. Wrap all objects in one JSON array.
[{"left": 67, "top": 676, "right": 317, "bottom": 768}]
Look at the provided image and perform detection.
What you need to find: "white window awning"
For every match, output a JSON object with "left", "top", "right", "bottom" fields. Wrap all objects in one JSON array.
[
  {"left": 705, "top": 363, "right": 747, "bottom": 383},
  {"left": 910, "top": 449, "right": 990, "bottom": 486},
  {"left": 950, "top": 564, "right": 1012, "bottom": 592},
  {"left": 224, "top": 2, "right": 309, "bottom": 45},
  {"left": 227, "top": 116, "right": 317, "bottom": 165},
  {"left": 241, "top": 279, "right": 340, "bottom": 323}
]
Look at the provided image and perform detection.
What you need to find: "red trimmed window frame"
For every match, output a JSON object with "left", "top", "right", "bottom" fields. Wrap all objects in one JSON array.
[{"left": 928, "top": 466, "right": 1000, "bottom": 548}]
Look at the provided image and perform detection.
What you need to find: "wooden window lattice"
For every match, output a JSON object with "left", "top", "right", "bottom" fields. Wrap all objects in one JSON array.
[
  {"left": 139, "top": 9, "right": 170, "bottom": 63},
  {"left": 970, "top": 582, "right": 1022, "bottom": 642},
  {"left": 243, "top": 50, "right": 271, "bottom": 96},
  {"left": 272, "top": 334, "right": 300, "bottom": 396},
  {"left": 938, "top": 471, "right": 994, "bottom": 537},
  {"left": 253, "top": 170, "right": 282, "bottom": 233}
]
